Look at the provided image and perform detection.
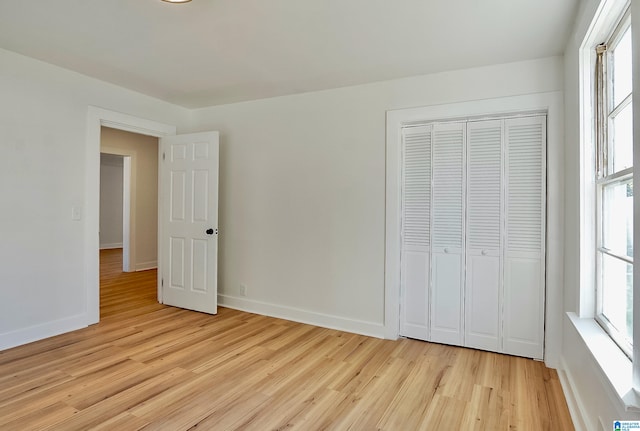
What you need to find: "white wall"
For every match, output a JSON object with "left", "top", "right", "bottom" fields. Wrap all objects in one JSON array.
[
  {"left": 561, "top": 0, "right": 640, "bottom": 428},
  {"left": 0, "top": 47, "right": 189, "bottom": 350},
  {"left": 186, "top": 56, "right": 564, "bottom": 337},
  {"left": 99, "top": 154, "right": 124, "bottom": 249}
]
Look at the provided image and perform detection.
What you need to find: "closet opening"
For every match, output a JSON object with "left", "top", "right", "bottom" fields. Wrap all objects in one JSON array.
[{"left": 385, "top": 94, "right": 563, "bottom": 366}]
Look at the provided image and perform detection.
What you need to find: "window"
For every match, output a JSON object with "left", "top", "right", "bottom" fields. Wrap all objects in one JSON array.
[{"left": 596, "top": 11, "right": 633, "bottom": 357}]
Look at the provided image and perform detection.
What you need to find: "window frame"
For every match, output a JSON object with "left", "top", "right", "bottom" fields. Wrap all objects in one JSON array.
[{"left": 595, "top": 8, "right": 634, "bottom": 359}]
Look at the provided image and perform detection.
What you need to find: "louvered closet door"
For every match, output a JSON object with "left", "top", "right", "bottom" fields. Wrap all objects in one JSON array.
[
  {"left": 430, "top": 122, "right": 465, "bottom": 346},
  {"left": 503, "top": 116, "right": 546, "bottom": 359},
  {"left": 465, "top": 120, "right": 503, "bottom": 352},
  {"left": 399, "top": 125, "right": 432, "bottom": 340}
]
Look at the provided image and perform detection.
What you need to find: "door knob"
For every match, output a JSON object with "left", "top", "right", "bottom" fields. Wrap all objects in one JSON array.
[{"left": 206, "top": 228, "right": 214, "bottom": 235}]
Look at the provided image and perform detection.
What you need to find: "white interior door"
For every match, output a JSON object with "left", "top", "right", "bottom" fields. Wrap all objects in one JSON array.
[
  {"left": 430, "top": 122, "right": 465, "bottom": 346},
  {"left": 465, "top": 119, "right": 503, "bottom": 352},
  {"left": 503, "top": 116, "right": 546, "bottom": 359},
  {"left": 399, "top": 125, "right": 432, "bottom": 340},
  {"left": 159, "top": 132, "right": 219, "bottom": 314}
]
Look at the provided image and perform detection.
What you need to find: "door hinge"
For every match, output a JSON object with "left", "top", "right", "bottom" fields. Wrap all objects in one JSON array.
[
  {"left": 162, "top": 152, "right": 166, "bottom": 161},
  {"left": 161, "top": 278, "right": 164, "bottom": 287}
]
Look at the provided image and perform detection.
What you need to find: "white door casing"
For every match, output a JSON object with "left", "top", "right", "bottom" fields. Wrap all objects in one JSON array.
[{"left": 160, "top": 132, "right": 219, "bottom": 314}]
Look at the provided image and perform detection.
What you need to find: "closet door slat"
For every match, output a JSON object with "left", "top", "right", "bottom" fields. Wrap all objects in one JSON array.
[
  {"left": 467, "top": 122, "right": 502, "bottom": 251},
  {"left": 431, "top": 126, "right": 465, "bottom": 250},
  {"left": 402, "top": 126, "right": 431, "bottom": 249}
]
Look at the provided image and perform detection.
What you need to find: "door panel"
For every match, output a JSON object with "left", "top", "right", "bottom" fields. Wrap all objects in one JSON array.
[
  {"left": 503, "top": 257, "right": 542, "bottom": 358},
  {"left": 465, "top": 119, "right": 503, "bottom": 353},
  {"left": 171, "top": 171, "right": 186, "bottom": 221},
  {"left": 503, "top": 116, "right": 546, "bottom": 359},
  {"left": 429, "top": 122, "right": 465, "bottom": 346},
  {"left": 430, "top": 251, "right": 463, "bottom": 345},
  {"left": 465, "top": 253, "right": 500, "bottom": 352},
  {"left": 170, "top": 237, "right": 185, "bottom": 289},
  {"left": 192, "top": 239, "right": 208, "bottom": 292},
  {"left": 193, "top": 170, "right": 210, "bottom": 221},
  {"left": 400, "top": 249, "right": 430, "bottom": 340},
  {"left": 400, "top": 125, "right": 432, "bottom": 340},
  {"left": 160, "top": 132, "right": 219, "bottom": 314}
]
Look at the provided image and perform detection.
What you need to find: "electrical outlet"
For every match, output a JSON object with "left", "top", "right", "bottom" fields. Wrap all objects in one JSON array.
[
  {"left": 71, "top": 206, "right": 82, "bottom": 221},
  {"left": 239, "top": 284, "right": 247, "bottom": 297}
]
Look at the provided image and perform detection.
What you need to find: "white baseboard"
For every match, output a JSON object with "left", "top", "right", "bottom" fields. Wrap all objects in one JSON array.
[
  {"left": 218, "top": 294, "right": 385, "bottom": 339},
  {"left": 136, "top": 261, "right": 157, "bottom": 271},
  {"left": 99, "top": 243, "right": 123, "bottom": 250},
  {"left": 0, "top": 313, "right": 87, "bottom": 352},
  {"left": 558, "top": 357, "right": 587, "bottom": 431}
]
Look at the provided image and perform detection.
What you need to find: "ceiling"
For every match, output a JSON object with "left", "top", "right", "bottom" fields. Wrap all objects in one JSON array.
[{"left": 0, "top": 1, "right": 579, "bottom": 108}]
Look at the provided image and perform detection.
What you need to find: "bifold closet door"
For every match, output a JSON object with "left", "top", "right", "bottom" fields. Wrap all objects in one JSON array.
[
  {"left": 503, "top": 116, "right": 546, "bottom": 359},
  {"left": 399, "top": 125, "right": 432, "bottom": 340},
  {"left": 430, "top": 122, "right": 465, "bottom": 346},
  {"left": 398, "top": 115, "right": 546, "bottom": 359},
  {"left": 465, "top": 120, "right": 503, "bottom": 352}
]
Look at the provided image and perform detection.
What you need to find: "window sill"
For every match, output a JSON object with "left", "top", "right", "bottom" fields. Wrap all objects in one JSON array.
[{"left": 567, "top": 312, "right": 640, "bottom": 411}]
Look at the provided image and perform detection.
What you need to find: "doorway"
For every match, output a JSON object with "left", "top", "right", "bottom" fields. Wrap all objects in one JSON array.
[
  {"left": 99, "top": 127, "right": 159, "bottom": 316},
  {"left": 100, "top": 127, "right": 159, "bottom": 273},
  {"left": 99, "top": 152, "right": 132, "bottom": 271},
  {"left": 86, "top": 106, "right": 177, "bottom": 325}
]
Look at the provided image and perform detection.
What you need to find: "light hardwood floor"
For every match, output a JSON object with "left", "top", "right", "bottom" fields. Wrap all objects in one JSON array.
[{"left": 0, "top": 249, "right": 574, "bottom": 430}]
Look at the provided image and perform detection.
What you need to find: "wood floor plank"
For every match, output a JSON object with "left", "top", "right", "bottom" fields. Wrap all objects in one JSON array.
[
  {"left": 375, "top": 352, "right": 445, "bottom": 430},
  {"left": 0, "top": 248, "right": 574, "bottom": 430},
  {"left": 459, "top": 384, "right": 510, "bottom": 430},
  {"left": 82, "top": 412, "right": 150, "bottom": 431},
  {"left": 188, "top": 391, "right": 270, "bottom": 430},
  {"left": 2, "top": 401, "right": 79, "bottom": 430},
  {"left": 131, "top": 352, "right": 274, "bottom": 430},
  {"left": 0, "top": 359, "right": 143, "bottom": 424},
  {"left": 50, "top": 367, "right": 193, "bottom": 431},
  {"left": 0, "top": 369, "right": 72, "bottom": 405},
  {"left": 331, "top": 356, "right": 414, "bottom": 431},
  {"left": 419, "top": 394, "right": 468, "bottom": 430}
]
